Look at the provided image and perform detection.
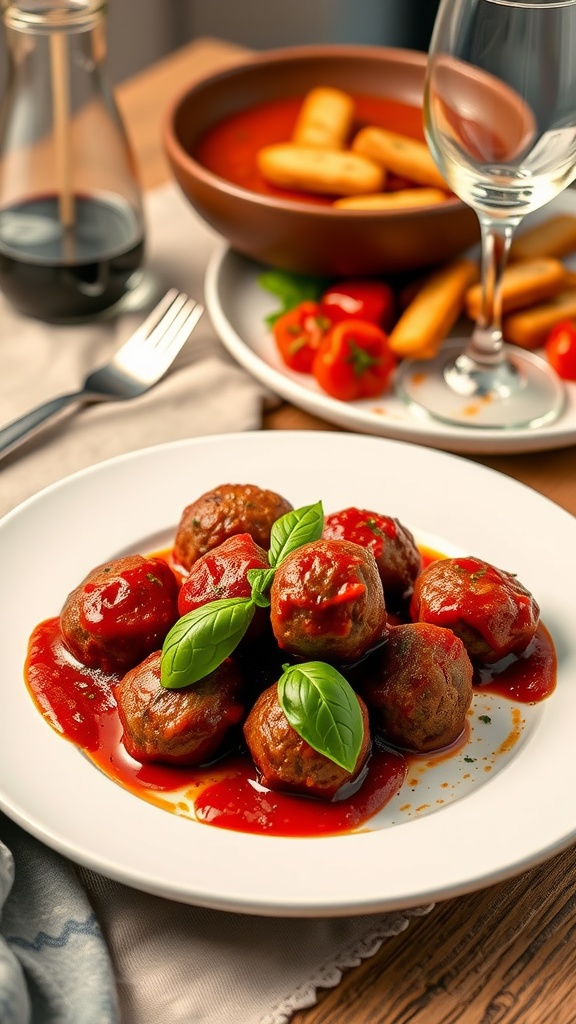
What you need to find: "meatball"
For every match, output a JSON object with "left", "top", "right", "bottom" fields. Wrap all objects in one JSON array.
[
  {"left": 270, "top": 538, "right": 386, "bottom": 663},
  {"left": 116, "top": 651, "right": 245, "bottom": 765},
  {"left": 178, "top": 532, "right": 271, "bottom": 642},
  {"left": 323, "top": 507, "right": 422, "bottom": 604},
  {"left": 60, "top": 555, "right": 179, "bottom": 674},
  {"left": 243, "top": 682, "right": 371, "bottom": 799},
  {"left": 177, "top": 533, "right": 268, "bottom": 614},
  {"left": 410, "top": 556, "right": 540, "bottom": 664},
  {"left": 359, "top": 622, "right": 473, "bottom": 752},
  {"left": 173, "top": 483, "right": 293, "bottom": 571}
]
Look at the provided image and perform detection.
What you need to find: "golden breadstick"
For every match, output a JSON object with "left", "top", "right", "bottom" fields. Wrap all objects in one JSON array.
[
  {"left": 465, "top": 257, "right": 567, "bottom": 320},
  {"left": 388, "top": 259, "right": 479, "bottom": 359},
  {"left": 334, "top": 187, "right": 448, "bottom": 210},
  {"left": 351, "top": 126, "right": 448, "bottom": 190},
  {"left": 292, "top": 87, "right": 355, "bottom": 149},
  {"left": 509, "top": 214, "right": 576, "bottom": 262},
  {"left": 257, "top": 143, "right": 384, "bottom": 197},
  {"left": 503, "top": 288, "right": 576, "bottom": 349}
]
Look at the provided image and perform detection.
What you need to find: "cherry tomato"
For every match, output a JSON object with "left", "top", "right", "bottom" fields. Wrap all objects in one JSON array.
[
  {"left": 272, "top": 301, "right": 331, "bottom": 373},
  {"left": 545, "top": 320, "right": 576, "bottom": 380},
  {"left": 320, "top": 280, "right": 395, "bottom": 331},
  {"left": 312, "top": 319, "right": 396, "bottom": 401}
]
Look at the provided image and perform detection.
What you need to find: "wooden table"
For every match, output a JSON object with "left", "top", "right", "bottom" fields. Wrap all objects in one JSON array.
[{"left": 117, "top": 37, "right": 576, "bottom": 1024}]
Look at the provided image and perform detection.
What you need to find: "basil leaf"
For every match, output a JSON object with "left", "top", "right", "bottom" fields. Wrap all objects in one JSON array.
[
  {"left": 161, "top": 597, "right": 254, "bottom": 689},
  {"left": 277, "top": 661, "right": 364, "bottom": 773},
  {"left": 247, "top": 567, "right": 275, "bottom": 608},
  {"left": 258, "top": 270, "right": 329, "bottom": 326},
  {"left": 268, "top": 501, "right": 324, "bottom": 568}
]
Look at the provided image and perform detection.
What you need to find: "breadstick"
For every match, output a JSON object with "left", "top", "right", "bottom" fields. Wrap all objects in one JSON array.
[
  {"left": 334, "top": 187, "right": 448, "bottom": 210},
  {"left": 388, "top": 259, "right": 479, "bottom": 359},
  {"left": 351, "top": 126, "right": 448, "bottom": 191},
  {"left": 562, "top": 269, "right": 576, "bottom": 288},
  {"left": 257, "top": 143, "right": 384, "bottom": 197},
  {"left": 503, "top": 288, "right": 576, "bottom": 349},
  {"left": 509, "top": 214, "right": 576, "bottom": 262},
  {"left": 292, "top": 87, "right": 355, "bottom": 149},
  {"left": 464, "top": 257, "right": 567, "bottom": 320}
]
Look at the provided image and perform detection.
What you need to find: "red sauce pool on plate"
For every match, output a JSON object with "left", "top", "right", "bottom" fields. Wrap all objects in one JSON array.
[{"left": 25, "top": 607, "right": 556, "bottom": 838}]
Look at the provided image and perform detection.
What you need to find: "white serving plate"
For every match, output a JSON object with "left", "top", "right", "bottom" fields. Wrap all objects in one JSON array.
[{"left": 0, "top": 431, "right": 573, "bottom": 916}]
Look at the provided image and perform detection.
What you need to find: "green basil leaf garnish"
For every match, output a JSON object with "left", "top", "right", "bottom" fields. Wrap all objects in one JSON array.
[
  {"left": 268, "top": 501, "right": 324, "bottom": 568},
  {"left": 161, "top": 597, "right": 255, "bottom": 689},
  {"left": 258, "top": 269, "right": 329, "bottom": 326},
  {"left": 246, "top": 567, "right": 275, "bottom": 608},
  {"left": 277, "top": 661, "right": 364, "bottom": 773},
  {"left": 160, "top": 501, "right": 324, "bottom": 689}
]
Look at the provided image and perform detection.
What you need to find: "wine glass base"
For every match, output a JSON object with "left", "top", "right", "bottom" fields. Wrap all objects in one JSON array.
[{"left": 395, "top": 340, "right": 566, "bottom": 430}]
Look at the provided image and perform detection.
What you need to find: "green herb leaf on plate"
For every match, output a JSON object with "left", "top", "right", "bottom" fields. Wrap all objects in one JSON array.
[
  {"left": 161, "top": 597, "right": 255, "bottom": 689},
  {"left": 277, "top": 661, "right": 364, "bottom": 773},
  {"left": 258, "top": 269, "right": 330, "bottom": 326},
  {"left": 247, "top": 567, "right": 276, "bottom": 607},
  {"left": 268, "top": 501, "right": 324, "bottom": 568}
]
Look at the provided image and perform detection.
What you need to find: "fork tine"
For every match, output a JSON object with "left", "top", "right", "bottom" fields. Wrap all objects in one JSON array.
[
  {"left": 115, "top": 290, "right": 187, "bottom": 359},
  {"left": 151, "top": 296, "right": 203, "bottom": 356},
  {"left": 144, "top": 292, "right": 194, "bottom": 351},
  {"left": 113, "top": 292, "right": 203, "bottom": 378}
]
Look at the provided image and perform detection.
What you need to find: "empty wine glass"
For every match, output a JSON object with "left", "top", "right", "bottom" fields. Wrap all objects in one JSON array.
[{"left": 395, "top": 0, "right": 576, "bottom": 430}]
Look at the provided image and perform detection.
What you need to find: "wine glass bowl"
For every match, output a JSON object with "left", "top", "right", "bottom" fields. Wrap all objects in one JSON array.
[
  {"left": 427, "top": 58, "right": 538, "bottom": 188},
  {"left": 396, "top": 0, "right": 576, "bottom": 430}
]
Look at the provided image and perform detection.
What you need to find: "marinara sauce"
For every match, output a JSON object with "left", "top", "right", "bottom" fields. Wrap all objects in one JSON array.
[
  {"left": 194, "top": 92, "right": 427, "bottom": 204},
  {"left": 24, "top": 546, "right": 556, "bottom": 839}
]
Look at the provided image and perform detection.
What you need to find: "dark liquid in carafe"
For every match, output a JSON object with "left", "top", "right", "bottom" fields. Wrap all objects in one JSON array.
[{"left": 0, "top": 194, "right": 145, "bottom": 321}]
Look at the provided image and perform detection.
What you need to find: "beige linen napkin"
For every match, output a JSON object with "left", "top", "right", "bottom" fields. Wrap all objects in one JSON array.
[
  {"left": 0, "top": 183, "right": 272, "bottom": 518},
  {"left": 0, "top": 182, "right": 432, "bottom": 1024}
]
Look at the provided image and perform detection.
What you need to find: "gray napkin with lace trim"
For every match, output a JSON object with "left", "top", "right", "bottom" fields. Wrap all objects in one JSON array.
[{"left": 0, "top": 810, "right": 431, "bottom": 1024}]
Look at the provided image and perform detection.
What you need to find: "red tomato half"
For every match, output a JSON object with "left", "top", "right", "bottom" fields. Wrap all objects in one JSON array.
[
  {"left": 545, "top": 320, "right": 576, "bottom": 380},
  {"left": 272, "top": 301, "right": 331, "bottom": 373},
  {"left": 312, "top": 319, "right": 396, "bottom": 401},
  {"left": 320, "top": 280, "right": 396, "bottom": 331}
]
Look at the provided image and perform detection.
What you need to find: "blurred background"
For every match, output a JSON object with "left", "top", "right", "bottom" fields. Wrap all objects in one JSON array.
[{"left": 104, "top": 0, "right": 440, "bottom": 83}]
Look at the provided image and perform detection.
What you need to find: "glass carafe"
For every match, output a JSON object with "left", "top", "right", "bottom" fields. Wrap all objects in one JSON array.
[{"left": 0, "top": 0, "right": 145, "bottom": 322}]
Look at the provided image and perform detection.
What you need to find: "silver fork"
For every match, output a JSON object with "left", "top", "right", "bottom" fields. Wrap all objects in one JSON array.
[{"left": 0, "top": 289, "right": 203, "bottom": 461}]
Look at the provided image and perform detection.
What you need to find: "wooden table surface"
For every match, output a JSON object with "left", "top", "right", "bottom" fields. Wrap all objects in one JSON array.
[{"left": 117, "top": 37, "right": 576, "bottom": 1024}]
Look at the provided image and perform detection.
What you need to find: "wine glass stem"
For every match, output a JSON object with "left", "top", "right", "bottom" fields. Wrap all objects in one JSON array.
[{"left": 467, "top": 215, "right": 518, "bottom": 367}]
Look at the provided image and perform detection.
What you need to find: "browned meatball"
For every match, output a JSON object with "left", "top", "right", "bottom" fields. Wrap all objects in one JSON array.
[
  {"left": 177, "top": 533, "right": 268, "bottom": 615},
  {"left": 116, "top": 651, "right": 245, "bottom": 765},
  {"left": 60, "top": 555, "right": 179, "bottom": 674},
  {"left": 173, "top": 483, "right": 293, "bottom": 571},
  {"left": 323, "top": 507, "right": 422, "bottom": 604},
  {"left": 270, "top": 538, "right": 386, "bottom": 663},
  {"left": 410, "top": 556, "right": 540, "bottom": 664},
  {"left": 358, "top": 622, "right": 473, "bottom": 752},
  {"left": 243, "top": 683, "right": 371, "bottom": 799},
  {"left": 177, "top": 532, "right": 270, "bottom": 643}
]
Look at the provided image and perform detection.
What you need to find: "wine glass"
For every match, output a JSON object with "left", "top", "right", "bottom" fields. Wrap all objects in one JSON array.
[{"left": 395, "top": 0, "right": 576, "bottom": 430}]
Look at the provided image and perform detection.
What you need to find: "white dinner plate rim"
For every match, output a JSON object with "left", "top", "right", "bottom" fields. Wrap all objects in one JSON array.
[{"left": 0, "top": 430, "right": 574, "bottom": 916}]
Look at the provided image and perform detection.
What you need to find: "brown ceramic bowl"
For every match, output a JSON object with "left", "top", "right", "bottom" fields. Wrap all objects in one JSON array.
[{"left": 164, "top": 44, "right": 479, "bottom": 277}]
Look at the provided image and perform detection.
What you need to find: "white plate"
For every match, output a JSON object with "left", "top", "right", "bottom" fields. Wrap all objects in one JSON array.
[
  {"left": 205, "top": 193, "right": 576, "bottom": 456},
  {"left": 0, "top": 431, "right": 574, "bottom": 916}
]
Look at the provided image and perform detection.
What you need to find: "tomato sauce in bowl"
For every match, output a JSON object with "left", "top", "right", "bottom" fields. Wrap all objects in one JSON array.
[
  {"left": 164, "top": 45, "right": 480, "bottom": 275},
  {"left": 194, "top": 93, "right": 427, "bottom": 205}
]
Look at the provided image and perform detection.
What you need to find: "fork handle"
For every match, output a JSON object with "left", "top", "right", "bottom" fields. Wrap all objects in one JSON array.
[{"left": 0, "top": 391, "right": 85, "bottom": 461}]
